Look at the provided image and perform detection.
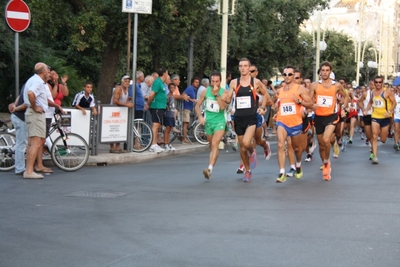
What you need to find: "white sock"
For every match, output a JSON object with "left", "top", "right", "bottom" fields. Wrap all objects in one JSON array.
[
  {"left": 296, "top": 162, "right": 301, "bottom": 168},
  {"left": 290, "top": 164, "right": 295, "bottom": 170},
  {"left": 208, "top": 165, "right": 213, "bottom": 172},
  {"left": 280, "top": 168, "right": 285, "bottom": 174}
]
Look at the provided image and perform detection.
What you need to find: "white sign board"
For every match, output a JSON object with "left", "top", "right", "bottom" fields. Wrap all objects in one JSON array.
[
  {"left": 50, "top": 108, "right": 91, "bottom": 144},
  {"left": 100, "top": 106, "right": 129, "bottom": 143},
  {"left": 122, "top": 0, "right": 152, "bottom": 14}
]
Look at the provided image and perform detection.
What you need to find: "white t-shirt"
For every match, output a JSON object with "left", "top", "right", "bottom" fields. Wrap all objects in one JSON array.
[{"left": 23, "top": 74, "right": 48, "bottom": 112}]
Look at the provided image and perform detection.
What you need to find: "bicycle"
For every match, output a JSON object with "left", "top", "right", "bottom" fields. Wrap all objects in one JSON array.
[
  {"left": 48, "top": 110, "right": 89, "bottom": 171},
  {"left": 131, "top": 118, "right": 153, "bottom": 152},
  {"left": 170, "top": 112, "right": 208, "bottom": 145},
  {"left": 0, "top": 119, "right": 16, "bottom": 171}
]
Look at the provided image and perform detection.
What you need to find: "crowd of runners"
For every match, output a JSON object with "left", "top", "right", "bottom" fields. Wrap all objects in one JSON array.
[{"left": 197, "top": 58, "right": 399, "bottom": 182}]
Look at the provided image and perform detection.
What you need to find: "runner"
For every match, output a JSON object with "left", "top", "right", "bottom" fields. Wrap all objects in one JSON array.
[
  {"left": 227, "top": 58, "right": 269, "bottom": 182},
  {"left": 358, "top": 81, "right": 374, "bottom": 158},
  {"left": 195, "top": 71, "right": 228, "bottom": 179},
  {"left": 363, "top": 76, "right": 397, "bottom": 164},
  {"left": 275, "top": 66, "right": 314, "bottom": 183},
  {"left": 394, "top": 86, "right": 400, "bottom": 151},
  {"left": 309, "top": 62, "right": 349, "bottom": 181}
]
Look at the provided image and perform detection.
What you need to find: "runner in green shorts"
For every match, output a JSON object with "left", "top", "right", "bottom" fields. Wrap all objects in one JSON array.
[{"left": 195, "top": 71, "right": 228, "bottom": 179}]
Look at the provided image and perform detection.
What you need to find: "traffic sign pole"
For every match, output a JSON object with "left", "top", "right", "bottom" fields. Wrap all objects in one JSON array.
[{"left": 5, "top": 0, "right": 31, "bottom": 97}]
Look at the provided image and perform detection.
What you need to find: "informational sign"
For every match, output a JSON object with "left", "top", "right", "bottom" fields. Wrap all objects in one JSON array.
[
  {"left": 5, "top": 0, "right": 31, "bottom": 32},
  {"left": 122, "top": 0, "right": 152, "bottom": 14},
  {"left": 100, "top": 106, "right": 129, "bottom": 143},
  {"left": 50, "top": 108, "right": 91, "bottom": 145}
]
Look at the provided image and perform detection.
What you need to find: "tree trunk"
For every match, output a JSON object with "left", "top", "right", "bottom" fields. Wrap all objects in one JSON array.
[{"left": 97, "top": 42, "right": 121, "bottom": 104}]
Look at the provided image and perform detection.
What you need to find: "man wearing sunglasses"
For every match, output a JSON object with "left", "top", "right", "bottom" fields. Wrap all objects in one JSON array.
[
  {"left": 227, "top": 58, "right": 269, "bottom": 182},
  {"left": 275, "top": 66, "right": 314, "bottom": 183},
  {"left": 363, "top": 76, "right": 396, "bottom": 164},
  {"left": 309, "top": 62, "right": 349, "bottom": 181}
]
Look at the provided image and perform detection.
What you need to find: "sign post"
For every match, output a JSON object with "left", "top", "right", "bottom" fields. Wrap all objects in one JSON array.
[
  {"left": 122, "top": 0, "right": 152, "bottom": 152},
  {"left": 5, "top": 0, "right": 31, "bottom": 97}
]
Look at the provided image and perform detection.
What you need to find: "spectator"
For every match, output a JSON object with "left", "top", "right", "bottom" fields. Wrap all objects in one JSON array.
[
  {"left": 109, "top": 75, "right": 134, "bottom": 153},
  {"left": 8, "top": 85, "right": 28, "bottom": 175},
  {"left": 128, "top": 70, "right": 145, "bottom": 119},
  {"left": 148, "top": 67, "right": 168, "bottom": 153},
  {"left": 141, "top": 75, "right": 154, "bottom": 125},
  {"left": 72, "top": 81, "right": 98, "bottom": 116},
  {"left": 49, "top": 70, "right": 69, "bottom": 106},
  {"left": 197, "top": 78, "right": 209, "bottom": 100},
  {"left": 163, "top": 83, "right": 178, "bottom": 151},
  {"left": 23, "top": 63, "right": 51, "bottom": 179},
  {"left": 181, "top": 77, "right": 200, "bottom": 144}
]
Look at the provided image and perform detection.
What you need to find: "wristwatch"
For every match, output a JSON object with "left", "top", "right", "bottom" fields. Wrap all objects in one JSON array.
[{"left": 297, "top": 99, "right": 302, "bottom": 104}]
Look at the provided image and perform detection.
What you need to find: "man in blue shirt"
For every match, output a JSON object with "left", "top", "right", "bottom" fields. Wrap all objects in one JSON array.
[
  {"left": 128, "top": 71, "right": 146, "bottom": 119},
  {"left": 182, "top": 77, "right": 200, "bottom": 144}
]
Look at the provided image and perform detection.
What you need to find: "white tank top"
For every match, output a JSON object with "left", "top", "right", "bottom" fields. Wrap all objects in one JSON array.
[
  {"left": 394, "top": 94, "right": 400, "bottom": 119},
  {"left": 110, "top": 87, "right": 129, "bottom": 104},
  {"left": 363, "top": 89, "right": 372, "bottom": 115}
]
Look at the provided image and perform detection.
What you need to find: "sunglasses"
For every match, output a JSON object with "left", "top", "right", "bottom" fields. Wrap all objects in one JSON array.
[
  {"left": 283, "top": 73, "right": 294, "bottom": 77},
  {"left": 250, "top": 70, "right": 257, "bottom": 73},
  {"left": 374, "top": 81, "right": 383, "bottom": 84}
]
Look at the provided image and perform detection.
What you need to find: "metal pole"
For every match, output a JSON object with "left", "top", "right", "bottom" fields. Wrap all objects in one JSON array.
[
  {"left": 220, "top": 0, "right": 228, "bottom": 88},
  {"left": 127, "top": 13, "right": 138, "bottom": 152},
  {"left": 356, "top": 0, "right": 365, "bottom": 86},
  {"left": 15, "top": 32, "right": 19, "bottom": 97},
  {"left": 127, "top": 13, "right": 131, "bottom": 73},
  {"left": 315, "top": 8, "right": 321, "bottom": 82}
]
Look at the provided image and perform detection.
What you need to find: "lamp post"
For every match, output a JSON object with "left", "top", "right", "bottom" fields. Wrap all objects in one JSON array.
[
  {"left": 355, "top": 0, "right": 366, "bottom": 86},
  {"left": 216, "top": 0, "right": 236, "bottom": 89},
  {"left": 366, "top": 61, "right": 378, "bottom": 84}
]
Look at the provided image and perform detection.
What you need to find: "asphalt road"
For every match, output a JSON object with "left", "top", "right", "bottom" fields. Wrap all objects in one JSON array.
[{"left": 1, "top": 136, "right": 400, "bottom": 267}]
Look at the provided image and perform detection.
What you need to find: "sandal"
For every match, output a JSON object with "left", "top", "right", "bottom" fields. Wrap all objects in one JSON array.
[{"left": 34, "top": 167, "right": 53, "bottom": 173}]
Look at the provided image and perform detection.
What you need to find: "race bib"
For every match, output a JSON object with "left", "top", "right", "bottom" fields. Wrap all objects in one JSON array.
[
  {"left": 317, "top": 95, "right": 333, "bottom": 107},
  {"left": 206, "top": 99, "right": 220, "bottom": 112},
  {"left": 280, "top": 103, "right": 296, "bottom": 116},
  {"left": 373, "top": 99, "right": 384, "bottom": 108},
  {"left": 236, "top": 96, "right": 251, "bottom": 109},
  {"left": 349, "top": 102, "right": 357, "bottom": 111}
]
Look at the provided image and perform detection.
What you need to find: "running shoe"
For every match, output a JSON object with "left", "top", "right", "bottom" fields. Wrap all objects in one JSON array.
[
  {"left": 361, "top": 133, "right": 365, "bottom": 140},
  {"left": 348, "top": 138, "right": 353, "bottom": 144},
  {"left": 333, "top": 141, "right": 340, "bottom": 155},
  {"left": 322, "top": 162, "right": 331, "bottom": 181},
  {"left": 164, "top": 144, "right": 170, "bottom": 152},
  {"left": 232, "top": 143, "right": 238, "bottom": 151},
  {"left": 393, "top": 143, "right": 400, "bottom": 151},
  {"left": 276, "top": 173, "right": 287, "bottom": 183},
  {"left": 286, "top": 168, "right": 296, "bottom": 177},
  {"left": 319, "top": 165, "right": 323, "bottom": 170},
  {"left": 243, "top": 170, "right": 252, "bottom": 182},
  {"left": 203, "top": 168, "right": 211, "bottom": 179},
  {"left": 305, "top": 153, "right": 312, "bottom": 162},
  {"left": 149, "top": 144, "right": 164, "bottom": 153},
  {"left": 167, "top": 143, "right": 176, "bottom": 151},
  {"left": 236, "top": 164, "right": 245, "bottom": 174},
  {"left": 366, "top": 139, "right": 369, "bottom": 145},
  {"left": 371, "top": 155, "right": 379, "bottom": 164},
  {"left": 341, "top": 139, "right": 347, "bottom": 152},
  {"left": 369, "top": 152, "right": 374, "bottom": 160},
  {"left": 264, "top": 141, "right": 271, "bottom": 160},
  {"left": 295, "top": 167, "right": 303, "bottom": 180},
  {"left": 309, "top": 140, "right": 317, "bottom": 154},
  {"left": 249, "top": 150, "right": 258, "bottom": 169}
]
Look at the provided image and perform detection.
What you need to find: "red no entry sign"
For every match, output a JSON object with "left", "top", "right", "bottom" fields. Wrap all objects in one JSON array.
[{"left": 5, "top": 0, "right": 31, "bottom": 32}]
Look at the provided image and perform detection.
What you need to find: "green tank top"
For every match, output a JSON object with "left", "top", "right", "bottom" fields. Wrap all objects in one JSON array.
[{"left": 204, "top": 86, "right": 226, "bottom": 123}]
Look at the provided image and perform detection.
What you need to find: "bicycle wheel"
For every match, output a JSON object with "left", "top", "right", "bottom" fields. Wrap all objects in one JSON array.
[
  {"left": 0, "top": 133, "right": 16, "bottom": 171},
  {"left": 50, "top": 133, "right": 89, "bottom": 171},
  {"left": 132, "top": 120, "right": 153, "bottom": 152},
  {"left": 193, "top": 123, "right": 209, "bottom": 145}
]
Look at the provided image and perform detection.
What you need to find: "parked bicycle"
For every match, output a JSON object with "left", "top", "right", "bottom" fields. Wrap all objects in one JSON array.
[
  {"left": 48, "top": 110, "right": 89, "bottom": 171},
  {"left": 131, "top": 118, "right": 153, "bottom": 152},
  {"left": 0, "top": 119, "right": 16, "bottom": 171},
  {"left": 168, "top": 112, "right": 208, "bottom": 145}
]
